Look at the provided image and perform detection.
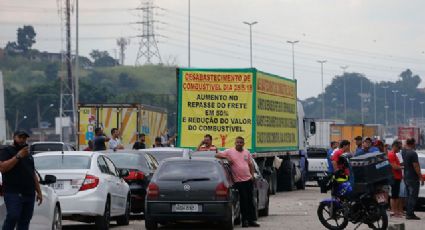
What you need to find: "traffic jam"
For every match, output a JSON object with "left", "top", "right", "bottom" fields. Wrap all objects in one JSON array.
[{"left": 1, "top": 68, "right": 425, "bottom": 230}]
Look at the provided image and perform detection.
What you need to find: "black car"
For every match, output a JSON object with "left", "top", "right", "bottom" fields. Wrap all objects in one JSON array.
[
  {"left": 145, "top": 157, "right": 241, "bottom": 230},
  {"left": 105, "top": 150, "right": 158, "bottom": 213}
]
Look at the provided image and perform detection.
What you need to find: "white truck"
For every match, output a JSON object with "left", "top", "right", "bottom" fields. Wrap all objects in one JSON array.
[{"left": 176, "top": 68, "right": 315, "bottom": 192}]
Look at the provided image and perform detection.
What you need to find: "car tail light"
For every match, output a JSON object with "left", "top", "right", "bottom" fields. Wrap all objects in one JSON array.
[
  {"left": 147, "top": 183, "right": 159, "bottom": 199},
  {"left": 215, "top": 182, "right": 229, "bottom": 198},
  {"left": 125, "top": 171, "right": 145, "bottom": 181},
  {"left": 79, "top": 175, "right": 99, "bottom": 191},
  {"left": 422, "top": 174, "right": 425, "bottom": 181}
]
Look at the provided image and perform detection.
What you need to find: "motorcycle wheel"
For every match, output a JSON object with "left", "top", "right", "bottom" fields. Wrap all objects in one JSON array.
[
  {"left": 317, "top": 202, "right": 349, "bottom": 230},
  {"left": 367, "top": 206, "right": 388, "bottom": 230}
]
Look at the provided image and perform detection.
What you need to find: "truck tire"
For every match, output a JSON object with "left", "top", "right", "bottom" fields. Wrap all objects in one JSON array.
[
  {"left": 296, "top": 171, "right": 306, "bottom": 190},
  {"left": 277, "top": 159, "right": 295, "bottom": 192}
]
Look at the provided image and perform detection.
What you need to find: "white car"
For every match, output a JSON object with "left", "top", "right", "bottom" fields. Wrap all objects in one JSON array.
[
  {"left": 307, "top": 147, "right": 329, "bottom": 183},
  {"left": 0, "top": 173, "right": 62, "bottom": 230},
  {"left": 33, "top": 151, "right": 131, "bottom": 229},
  {"left": 417, "top": 152, "right": 425, "bottom": 210}
]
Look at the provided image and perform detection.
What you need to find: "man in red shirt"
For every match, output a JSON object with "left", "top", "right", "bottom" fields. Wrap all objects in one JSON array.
[
  {"left": 331, "top": 140, "right": 351, "bottom": 177},
  {"left": 387, "top": 140, "right": 403, "bottom": 217},
  {"left": 216, "top": 136, "right": 259, "bottom": 228},
  {"left": 196, "top": 134, "right": 218, "bottom": 152}
]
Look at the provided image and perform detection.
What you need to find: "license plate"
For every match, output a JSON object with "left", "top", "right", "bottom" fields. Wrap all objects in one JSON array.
[
  {"left": 316, "top": 173, "right": 325, "bottom": 177},
  {"left": 172, "top": 204, "right": 200, "bottom": 212},
  {"left": 375, "top": 193, "right": 387, "bottom": 203},
  {"left": 50, "top": 181, "right": 65, "bottom": 190}
]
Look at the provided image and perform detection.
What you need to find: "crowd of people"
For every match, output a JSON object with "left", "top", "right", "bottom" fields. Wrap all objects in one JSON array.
[
  {"left": 82, "top": 127, "right": 177, "bottom": 151},
  {"left": 327, "top": 136, "right": 425, "bottom": 220}
]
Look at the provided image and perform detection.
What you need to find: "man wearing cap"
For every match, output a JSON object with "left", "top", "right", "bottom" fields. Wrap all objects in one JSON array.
[{"left": 0, "top": 131, "right": 42, "bottom": 230}]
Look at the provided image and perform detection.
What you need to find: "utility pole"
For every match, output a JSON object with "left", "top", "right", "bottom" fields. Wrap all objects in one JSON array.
[
  {"left": 382, "top": 85, "right": 389, "bottom": 126},
  {"left": 243, "top": 21, "right": 258, "bottom": 68},
  {"left": 374, "top": 82, "right": 377, "bottom": 124},
  {"left": 410, "top": 98, "right": 416, "bottom": 123},
  {"left": 360, "top": 78, "right": 364, "bottom": 123},
  {"left": 75, "top": 0, "right": 79, "bottom": 113},
  {"left": 117, "top": 37, "right": 130, "bottom": 65},
  {"left": 392, "top": 90, "right": 398, "bottom": 126},
  {"left": 401, "top": 94, "right": 407, "bottom": 124},
  {"left": 317, "top": 60, "right": 327, "bottom": 120},
  {"left": 287, "top": 40, "right": 299, "bottom": 80},
  {"left": 188, "top": 0, "right": 191, "bottom": 67},
  {"left": 340, "top": 66, "right": 348, "bottom": 122},
  {"left": 58, "top": 0, "right": 76, "bottom": 142},
  {"left": 135, "top": 0, "right": 162, "bottom": 65}
]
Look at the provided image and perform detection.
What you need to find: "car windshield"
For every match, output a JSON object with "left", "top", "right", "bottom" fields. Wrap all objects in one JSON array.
[
  {"left": 32, "top": 144, "right": 63, "bottom": 152},
  {"left": 34, "top": 155, "right": 91, "bottom": 170},
  {"left": 157, "top": 161, "right": 220, "bottom": 181},
  {"left": 142, "top": 151, "right": 183, "bottom": 163},
  {"left": 107, "top": 154, "right": 148, "bottom": 171},
  {"left": 307, "top": 149, "right": 328, "bottom": 159}
]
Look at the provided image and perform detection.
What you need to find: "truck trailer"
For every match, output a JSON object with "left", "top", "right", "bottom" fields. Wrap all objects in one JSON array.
[
  {"left": 176, "top": 68, "right": 315, "bottom": 192},
  {"left": 77, "top": 104, "right": 167, "bottom": 150}
]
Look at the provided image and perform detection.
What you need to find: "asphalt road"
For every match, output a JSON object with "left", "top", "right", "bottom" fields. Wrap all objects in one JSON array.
[{"left": 63, "top": 184, "right": 425, "bottom": 230}]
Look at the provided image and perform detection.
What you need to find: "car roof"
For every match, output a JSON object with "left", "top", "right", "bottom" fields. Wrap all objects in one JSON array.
[
  {"left": 417, "top": 151, "right": 425, "bottom": 158},
  {"left": 138, "top": 147, "right": 189, "bottom": 152},
  {"left": 33, "top": 151, "right": 97, "bottom": 157},
  {"left": 162, "top": 156, "right": 220, "bottom": 163},
  {"left": 101, "top": 150, "right": 148, "bottom": 155}
]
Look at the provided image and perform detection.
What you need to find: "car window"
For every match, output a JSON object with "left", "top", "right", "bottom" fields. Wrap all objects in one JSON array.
[
  {"left": 34, "top": 155, "right": 91, "bottom": 170},
  {"left": 31, "top": 143, "right": 63, "bottom": 152},
  {"left": 97, "top": 156, "right": 110, "bottom": 174},
  {"left": 107, "top": 154, "right": 148, "bottom": 171},
  {"left": 145, "top": 154, "right": 158, "bottom": 170},
  {"left": 103, "top": 156, "right": 118, "bottom": 177},
  {"left": 307, "top": 148, "right": 328, "bottom": 159},
  {"left": 157, "top": 161, "right": 220, "bottom": 181}
]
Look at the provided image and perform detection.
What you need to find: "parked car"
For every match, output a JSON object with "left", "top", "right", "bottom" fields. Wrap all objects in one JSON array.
[
  {"left": 0, "top": 173, "right": 62, "bottom": 230},
  {"left": 306, "top": 147, "right": 329, "bottom": 183},
  {"left": 145, "top": 157, "right": 241, "bottom": 230},
  {"left": 138, "top": 147, "right": 191, "bottom": 163},
  {"left": 416, "top": 152, "right": 425, "bottom": 210},
  {"left": 103, "top": 150, "right": 158, "bottom": 213},
  {"left": 30, "top": 142, "right": 75, "bottom": 155},
  {"left": 187, "top": 151, "right": 270, "bottom": 217},
  {"left": 33, "top": 151, "right": 131, "bottom": 229}
]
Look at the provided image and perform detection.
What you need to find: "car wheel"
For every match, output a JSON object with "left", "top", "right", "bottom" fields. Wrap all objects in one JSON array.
[
  {"left": 117, "top": 194, "right": 131, "bottom": 226},
  {"left": 222, "top": 205, "right": 234, "bottom": 230},
  {"left": 145, "top": 219, "right": 158, "bottom": 230},
  {"left": 52, "top": 204, "right": 62, "bottom": 230},
  {"left": 95, "top": 197, "right": 111, "bottom": 230},
  {"left": 258, "top": 194, "right": 269, "bottom": 217}
]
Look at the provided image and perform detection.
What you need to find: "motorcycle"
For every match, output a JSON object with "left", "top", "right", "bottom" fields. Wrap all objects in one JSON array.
[{"left": 317, "top": 171, "right": 389, "bottom": 230}]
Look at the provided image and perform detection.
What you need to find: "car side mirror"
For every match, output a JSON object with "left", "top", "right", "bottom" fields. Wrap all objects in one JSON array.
[
  {"left": 310, "top": 121, "right": 316, "bottom": 135},
  {"left": 119, "top": 169, "right": 130, "bottom": 178},
  {"left": 43, "top": 175, "right": 57, "bottom": 185}
]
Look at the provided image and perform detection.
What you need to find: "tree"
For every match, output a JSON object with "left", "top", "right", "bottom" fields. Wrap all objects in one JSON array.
[
  {"left": 4, "top": 41, "right": 20, "bottom": 55},
  {"left": 44, "top": 63, "right": 59, "bottom": 81},
  {"left": 17, "top": 25, "right": 36, "bottom": 53},
  {"left": 89, "top": 50, "right": 118, "bottom": 67}
]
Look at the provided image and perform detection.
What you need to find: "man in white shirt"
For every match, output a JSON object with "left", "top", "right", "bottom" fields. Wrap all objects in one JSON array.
[{"left": 109, "top": 128, "right": 124, "bottom": 151}]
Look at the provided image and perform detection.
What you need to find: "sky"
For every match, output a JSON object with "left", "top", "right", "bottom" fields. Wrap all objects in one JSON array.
[{"left": 1, "top": 0, "right": 425, "bottom": 99}]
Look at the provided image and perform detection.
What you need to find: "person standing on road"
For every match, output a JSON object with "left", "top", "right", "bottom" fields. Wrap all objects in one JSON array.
[
  {"left": 0, "top": 131, "right": 43, "bottom": 230},
  {"left": 387, "top": 141, "right": 403, "bottom": 218},
  {"left": 196, "top": 134, "right": 218, "bottom": 152},
  {"left": 93, "top": 127, "right": 110, "bottom": 151},
  {"left": 132, "top": 133, "right": 146, "bottom": 150},
  {"left": 402, "top": 138, "right": 425, "bottom": 220},
  {"left": 354, "top": 136, "right": 363, "bottom": 156},
  {"left": 216, "top": 136, "right": 260, "bottom": 228},
  {"left": 153, "top": 137, "right": 164, "bottom": 148},
  {"left": 109, "top": 128, "right": 125, "bottom": 151},
  {"left": 331, "top": 140, "right": 351, "bottom": 177},
  {"left": 327, "top": 141, "right": 339, "bottom": 173}
]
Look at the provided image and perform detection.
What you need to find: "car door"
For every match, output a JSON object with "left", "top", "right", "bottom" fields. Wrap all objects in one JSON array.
[
  {"left": 252, "top": 159, "right": 268, "bottom": 210},
  {"left": 97, "top": 156, "right": 119, "bottom": 215},
  {"left": 103, "top": 156, "right": 127, "bottom": 216}
]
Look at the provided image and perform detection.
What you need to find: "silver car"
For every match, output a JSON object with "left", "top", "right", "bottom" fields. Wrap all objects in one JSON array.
[
  {"left": 145, "top": 157, "right": 241, "bottom": 230},
  {"left": 138, "top": 147, "right": 191, "bottom": 163}
]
